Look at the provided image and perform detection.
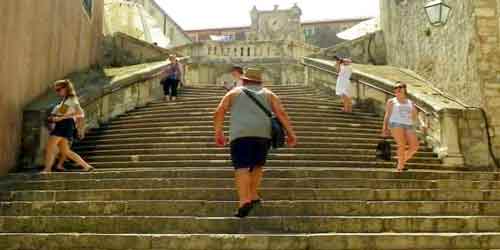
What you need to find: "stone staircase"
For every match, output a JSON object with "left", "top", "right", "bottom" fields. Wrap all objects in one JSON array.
[{"left": 1, "top": 84, "right": 500, "bottom": 250}]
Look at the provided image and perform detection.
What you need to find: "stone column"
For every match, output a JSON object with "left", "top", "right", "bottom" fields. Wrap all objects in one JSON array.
[{"left": 439, "top": 109, "right": 465, "bottom": 166}]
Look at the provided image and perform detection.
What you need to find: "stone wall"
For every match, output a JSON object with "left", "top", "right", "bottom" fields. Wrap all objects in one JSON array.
[
  {"left": 185, "top": 62, "right": 305, "bottom": 86},
  {"left": 380, "top": 0, "right": 500, "bottom": 166},
  {"left": 0, "top": 0, "right": 104, "bottom": 174},
  {"left": 133, "top": 0, "right": 192, "bottom": 47},
  {"left": 380, "top": 0, "right": 481, "bottom": 106},
  {"left": 103, "top": 32, "right": 175, "bottom": 67},
  {"left": 303, "top": 19, "right": 369, "bottom": 48},
  {"left": 312, "top": 31, "right": 387, "bottom": 65}
]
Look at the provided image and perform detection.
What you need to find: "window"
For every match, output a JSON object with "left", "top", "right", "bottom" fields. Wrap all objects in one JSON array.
[{"left": 82, "top": 0, "right": 93, "bottom": 17}]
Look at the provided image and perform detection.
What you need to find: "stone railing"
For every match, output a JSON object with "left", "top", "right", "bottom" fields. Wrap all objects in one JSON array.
[
  {"left": 20, "top": 58, "right": 188, "bottom": 169},
  {"left": 174, "top": 40, "right": 319, "bottom": 62},
  {"left": 303, "top": 57, "right": 491, "bottom": 168}
]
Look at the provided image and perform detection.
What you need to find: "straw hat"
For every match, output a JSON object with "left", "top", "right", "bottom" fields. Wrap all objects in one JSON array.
[{"left": 241, "top": 68, "right": 263, "bottom": 82}]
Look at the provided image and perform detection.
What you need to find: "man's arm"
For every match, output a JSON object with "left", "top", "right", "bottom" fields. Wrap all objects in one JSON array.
[
  {"left": 267, "top": 90, "right": 297, "bottom": 147},
  {"left": 213, "top": 90, "right": 237, "bottom": 146}
]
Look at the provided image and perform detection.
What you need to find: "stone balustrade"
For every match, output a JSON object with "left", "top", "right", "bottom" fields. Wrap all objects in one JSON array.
[
  {"left": 303, "top": 57, "right": 491, "bottom": 168},
  {"left": 175, "top": 40, "right": 319, "bottom": 62},
  {"left": 20, "top": 58, "right": 187, "bottom": 169}
]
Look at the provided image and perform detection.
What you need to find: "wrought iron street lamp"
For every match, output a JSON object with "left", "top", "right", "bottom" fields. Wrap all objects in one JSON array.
[{"left": 424, "top": 0, "right": 451, "bottom": 26}]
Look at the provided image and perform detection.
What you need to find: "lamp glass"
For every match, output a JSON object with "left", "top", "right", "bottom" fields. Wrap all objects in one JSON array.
[{"left": 425, "top": 0, "right": 451, "bottom": 26}]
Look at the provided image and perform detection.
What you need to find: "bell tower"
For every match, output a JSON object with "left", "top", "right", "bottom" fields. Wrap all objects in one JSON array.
[{"left": 248, "top": 4, "right": 305, "bottom": 42}]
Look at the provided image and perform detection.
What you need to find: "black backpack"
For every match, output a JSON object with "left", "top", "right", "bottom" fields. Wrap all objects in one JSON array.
[
  {"left": 376, "top": 139, "right": 392, "bottom": 161},
  {"left": 242, "top": 89, "right": 286, "bottom": 149}
]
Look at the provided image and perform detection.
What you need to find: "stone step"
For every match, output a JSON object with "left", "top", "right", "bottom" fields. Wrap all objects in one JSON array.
[
  {"left": 2, "top": 232, "right": 499, "bottom": 250},
  {"left": 106, "top": 115, "right": 383, "bottom": 126},
  {"left": 83, "top": 131, "right": 389, "bottom": 141},
  {"left": 134, "top": 105, "right": 367, "bottom": 115},
  {"left": 179, "top": 89, "right": 326, "bottom": 97},
  {"left": 5, "top": 167, "right": 494, "bottom": 182},
  {"left": 86, "top": 160, "right": 446, "bottom": 171},
  {"left": 2, "top": 187, "right": 494, "bottom": 202},
  {"left": 117, "top": 110, "right": 381, "bottom": 120},
  {"left": 74, "top": 141, "right": 434, "bottom": 153},
  {"left": 77, "top": 135, "right": 398, "bottom": 146},
  {"left": 7, "top": 176, "right": 482, "bottom": 191},
  {"left": 84, "top": 127, "right": 387, "bottom": 139},
  {"left": 127, "top": 107, "right": 377, "bottom": 117},
  {"left": 86, "top": 126, "right": 384, "bottom": 138},
  {"left": 2, "top": 200, "right": 499, "bottom": 217},
  {"left": 143, "top": 98, "right": 349, "bottom": 109},
  {"left": 178, "top": 93, "right": 326, "bottom": 99},
  {"left": 180, "top": 88, "right": 317, "bottom": 94},
  {"left": 83, "top": 154, "right": 440, "bottom": 164},
  {"left": 77, "top": 148, "right": 436, "bottom": 158},
  {"left": 1, "top": 215, "right": 499, "bottom": 234},
  {"left": 94, "top": 121, "right": 382, "bottom": 131}
]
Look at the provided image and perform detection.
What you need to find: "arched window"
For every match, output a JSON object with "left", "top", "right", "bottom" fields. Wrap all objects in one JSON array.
[{"left": 82, "top": 0, "right": 93, "bottom": 17}]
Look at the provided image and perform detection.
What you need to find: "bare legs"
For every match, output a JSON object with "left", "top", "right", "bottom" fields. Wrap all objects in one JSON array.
[
  {"left": 341, "top": 95, "right": 352, "bottom": 113},
  {"left": 235, "top": 167, "right": 263, "bottom": 208},
  {"left": 249, "top": 167, "right": 263, "bottom": 201},
  {"left": 42, "top": 136, "right": 93, "bottom": 173},
  {"left": 235, "top": 169, "right": 252, "bottom": 207},
  {"left": 390, "top": 128, "right": 420, "bottom": 171}
]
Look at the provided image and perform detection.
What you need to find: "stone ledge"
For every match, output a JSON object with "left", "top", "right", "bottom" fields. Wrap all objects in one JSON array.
[{"left": 304, "top": 57, "right": 465, "bottom": 113}]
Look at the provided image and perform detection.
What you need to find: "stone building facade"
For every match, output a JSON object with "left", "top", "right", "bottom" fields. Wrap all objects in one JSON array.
[
  {"left": 380, "top": 0, "right": 500, "bottom": 164},
  {"left": 128, "top": 0, "right": 192, "bottom": 47},
  {"left": 0, "top": 0, "right": 104, "bottom": 174},
  {"left": 185, "top": 6, "right": 368, "bottom": 48},
  {"left": 302, "top": 18, "right": 371, "bottom": 48},
  {"left": 105, "top": 0, "right": 191, "bottom": 48}
]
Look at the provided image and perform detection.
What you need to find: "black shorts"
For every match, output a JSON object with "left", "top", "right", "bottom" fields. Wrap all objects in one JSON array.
[
  {"left": 50, "top": 119, "right": 76, "bottom": 141},
  {"left": 230, "top": 137, "right": 271, "bottom": 170}
]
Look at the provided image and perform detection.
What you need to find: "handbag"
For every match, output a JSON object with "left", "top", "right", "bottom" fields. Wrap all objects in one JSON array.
[
  {"left": 376, "top": 138, "right": 392, "bottom": 161},
  {"left": 242, "top": 89, "right": 286, "bottom": 149}
]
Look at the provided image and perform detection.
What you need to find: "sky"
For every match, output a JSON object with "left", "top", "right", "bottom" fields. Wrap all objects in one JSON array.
[{"left": 156, "top": 0, "right": 380, "bottom": 30}]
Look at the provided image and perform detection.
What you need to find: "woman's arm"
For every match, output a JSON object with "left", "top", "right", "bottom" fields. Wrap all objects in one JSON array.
[
  {"left": 382, "top": 99, "right": 393, "bottom": 135},
  {"left": 268, "top": 90, "right": 297, "bottom": 147},
  {"left": 411, "top": 103, "right": 419, "bottom": 123}
]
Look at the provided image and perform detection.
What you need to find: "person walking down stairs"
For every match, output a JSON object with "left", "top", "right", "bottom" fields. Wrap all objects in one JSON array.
[
  {"left": 151, "top": 54, "right": 183, "bottom": 102},
  {"left": 382, "top": 82, "right": 420, "bottom": 172},
  {"left": 42, "top": 79, "right": 94, "bottom": 174},
  {"left": 334, "top": 55, "right": 353, "bottom": 113},
  {"left": 213, "top": 68, "right": 297, "bottom": 218}
]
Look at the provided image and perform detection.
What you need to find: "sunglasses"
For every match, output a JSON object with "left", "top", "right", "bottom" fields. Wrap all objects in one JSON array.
[
  {"left": 55, "top": 87, "right": 66, "bottom": 92},
  {"left": 393, "top": 86, "right": 406, "bottom": 90}
]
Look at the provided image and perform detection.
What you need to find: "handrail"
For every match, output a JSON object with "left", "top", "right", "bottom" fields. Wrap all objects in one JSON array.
[{"left": 302, "top": 61, "right": 435, "bottom": 117}]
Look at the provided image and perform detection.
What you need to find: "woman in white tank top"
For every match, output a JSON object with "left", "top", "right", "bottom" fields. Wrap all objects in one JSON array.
[{"left": 382, "top": 82, "right": 420, "bottom": 172}]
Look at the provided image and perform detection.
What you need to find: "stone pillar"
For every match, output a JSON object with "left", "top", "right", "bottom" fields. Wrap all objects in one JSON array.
[{"left": 439, "top": 109, "right": 465, "bottom": 166}]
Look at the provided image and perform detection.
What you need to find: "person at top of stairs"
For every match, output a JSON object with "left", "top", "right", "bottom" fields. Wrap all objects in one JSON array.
[
  {"left": 223, "top": 65, "right": 244, "bottom": 91},
  {"left": 42, "top": 79, "right": 94, "bottom": 174},
  {"left": 335, "top": 55, "right": 353, "bottom": 113},
  {"left": 213, "top": 67, "right": 297, "bottom": 218},
  {"left": 382, "top": 81, "right": 420, "bottom": 172},
  {"left": 150, "top": 54, "right": 183, "bottom": 102}
]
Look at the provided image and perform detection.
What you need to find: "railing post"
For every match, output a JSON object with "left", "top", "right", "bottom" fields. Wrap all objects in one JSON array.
[{"left": 438, "top": 109, "right": 465, "bottom": 166}]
